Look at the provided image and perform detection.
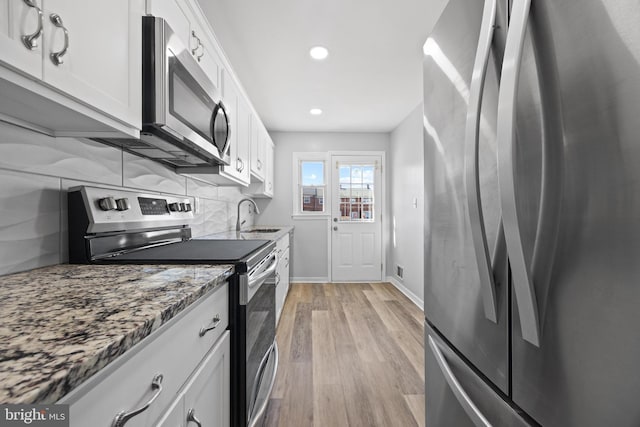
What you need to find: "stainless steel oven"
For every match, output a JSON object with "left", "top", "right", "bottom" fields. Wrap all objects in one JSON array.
[
  {"left": 67, "top": 186, "right": 279, "bottom": 427},
  {"left": 240, "top": 250, "right": 278, "bottom": 427}
]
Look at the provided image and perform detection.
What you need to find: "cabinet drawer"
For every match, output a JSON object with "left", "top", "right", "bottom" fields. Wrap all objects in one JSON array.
[{"left": 63, "top": 282, "right": 228, "bottom": 427}]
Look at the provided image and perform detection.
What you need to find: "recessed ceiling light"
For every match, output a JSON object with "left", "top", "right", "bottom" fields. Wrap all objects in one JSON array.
[
  {"left": 310, "top": 108, "right": 323, "bottom": 116},
  {"left": 309, "top": 46, "right": 329, "bottom": 60}
]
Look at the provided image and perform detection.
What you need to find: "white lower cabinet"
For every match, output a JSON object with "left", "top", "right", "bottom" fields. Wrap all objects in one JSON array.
[
  {"left": 275, "top": 233, "right": 291, "bottom": 324},
  {"left": 61, "top": 283, "right": 229, "bottom": 427},
  {"left": 156, "top": 331, "right": 230, "bottom": 427}
]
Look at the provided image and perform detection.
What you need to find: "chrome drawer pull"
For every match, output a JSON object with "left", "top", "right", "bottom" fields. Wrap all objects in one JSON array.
[
  {"left": 187, "top": 408, "right": 203, "bottom": 427},
  {"left": 199, "top": 314, "right": 221, "bottom": 337},
  {"left": 111, "top": 374, "right": 163, "bottom": 427},
  {"left": 21, "top": 0, "right": 43, "bottom": 50},
  {"left": 49, "top": 14, "right": 69, "bottom": 65}
]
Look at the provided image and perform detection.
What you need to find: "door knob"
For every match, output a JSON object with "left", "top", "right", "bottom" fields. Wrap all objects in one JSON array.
[{"left": 333, "top": 226, "right": 338, "bottom": 231}]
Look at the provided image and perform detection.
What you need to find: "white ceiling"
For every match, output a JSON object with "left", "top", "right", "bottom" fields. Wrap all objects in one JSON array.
[{"left": 197, "top": 0, "right": 448, "bottom": 133}]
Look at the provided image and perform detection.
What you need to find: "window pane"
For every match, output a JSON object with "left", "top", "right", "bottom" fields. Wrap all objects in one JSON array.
[
  {"left": 337, "top": 162, "right": 375, "bottom": 222},
  {"left": 301, "top": 162, "right": 324, "bottom": 186},
  {"left": 301, "top": 186, "right": 324, "bottom": 212},
  {"left": 362, "top": 166, "right": 375, "bottom": 184}
]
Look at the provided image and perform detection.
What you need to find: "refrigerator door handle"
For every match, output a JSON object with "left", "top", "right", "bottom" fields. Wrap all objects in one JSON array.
[
  {"left": 464, "top": 0, "right": 499, "bottom": 324},
  {"left": 428, "top": 336, "right": 492, "bottom": 427},
  {"left": 496, "top": 0, "right": 541, "bottom": 346}
]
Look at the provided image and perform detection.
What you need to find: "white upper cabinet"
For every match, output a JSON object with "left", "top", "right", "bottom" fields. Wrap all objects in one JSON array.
[
  {"left": 243, "top": 130, "right": 274, "bottom": 198},
  {"left": 0, "top": 0, "right": 43, "bottom": 79},
  {"left": 42, "top": 0, "right": 142, "bottom": 129},
  {"left": 146, "top": 0, "right": 224, "bottom": 90},
  {"left": 0, "top": 0, "right": 143, "bottom": 137},
  {"left": 216, "top": 70, "right": 250, "bottom": 186},
  {"left": 265, "top": 137, "right": 274, "bottom": 197},
  {"left": 250, "top": 117, "right": 266, "bottom": 181}
]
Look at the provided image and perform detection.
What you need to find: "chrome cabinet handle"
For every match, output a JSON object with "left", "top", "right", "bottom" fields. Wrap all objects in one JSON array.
[
  {"left": 21, "top": 0, "right": 43, "bottom": 50},
  {"left": 257, "top": 159, "right": 262, "bottom": 170},
  {"left": 428, "top": 336, "right": 491, "bottom": 427},
  {"left": 191, "top": 31, "right": 202, "bottom": 56},
  {"left": 237, "top": 157, "right": 245, "bottom": 172},
  {"left": 333, "top": 226, "right": 338, "bottom": 231},
  {"left": 268, "top": 182, "right": 272, "bottom": 190},
  {"left": 49, "top": 14, "right": 69, "bottom": 66},
  {"left": 196, "top": 44, "right": 205, "bottom": 62},
  {"left": 464, "top": 0, "right": 499, "bottom": 324},
  {"left": 186, "top": 409, "right": 202, "bottom": 427},
  {"left": 496, "top": 0, "right": 540, "bottom": 346},
  {"left": 199, "top": 314, "right": 221, "bottom": 337},
  {"left": 111, "top": 374, "right": 163, "bottom": 427}
]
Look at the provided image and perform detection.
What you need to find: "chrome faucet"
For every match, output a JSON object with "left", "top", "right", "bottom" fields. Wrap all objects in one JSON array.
[{"left": 236, "top": 198, "right": 260, "bottom": 231}]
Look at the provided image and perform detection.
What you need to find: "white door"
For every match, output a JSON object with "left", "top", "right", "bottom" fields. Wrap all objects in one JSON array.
[{"left": 331, "top": 154, "right": 382, "bottom": 282}]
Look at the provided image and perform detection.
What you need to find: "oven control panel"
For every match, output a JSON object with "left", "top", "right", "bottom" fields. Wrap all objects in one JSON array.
[{"left": 70, "top": 186, "right": 196, "bottom": 233}]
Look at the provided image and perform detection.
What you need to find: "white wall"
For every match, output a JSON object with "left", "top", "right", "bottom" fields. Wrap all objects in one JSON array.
[
  {"left": 0, "top": 121, "right": 255, "bottom": 276},
  {"left": 387, "top": 104, "right": 425, "bottom": 307},
  {"left": 256, "top": 132, "right": 390, "bottom": 282}
]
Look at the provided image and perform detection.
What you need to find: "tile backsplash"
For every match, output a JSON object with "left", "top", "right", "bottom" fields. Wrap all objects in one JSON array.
[{"left": 0, "top": 121, "right": 255, "bottom": 276}]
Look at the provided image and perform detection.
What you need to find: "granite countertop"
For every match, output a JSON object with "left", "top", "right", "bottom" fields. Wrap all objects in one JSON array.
[
  {"left": 203, "top": 225, "right": 294, "bottom": 242},
  {"left": 0, "top": 263, "right": 233, "bottom": 404}
]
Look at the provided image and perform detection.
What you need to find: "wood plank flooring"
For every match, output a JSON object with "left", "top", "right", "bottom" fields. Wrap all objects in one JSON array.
[{"left": 265, "top": 283, "right": 425, "bottom": 427}]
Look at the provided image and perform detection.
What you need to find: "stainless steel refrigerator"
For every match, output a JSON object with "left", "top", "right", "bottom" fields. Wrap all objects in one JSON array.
[{"left": 423, "top": 0, "right": 640, "bottom": 425}]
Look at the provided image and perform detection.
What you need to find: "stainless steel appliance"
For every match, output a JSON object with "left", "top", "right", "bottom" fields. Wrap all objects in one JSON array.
[
  {"left": 97, "top": 16, "right": 231, "bottom": 168},
  {"left": 67, "top": 186, "right": 278, "bottom": 427},
  {"left": 423, "top": 0, "right": 640, "bottom": 425}
]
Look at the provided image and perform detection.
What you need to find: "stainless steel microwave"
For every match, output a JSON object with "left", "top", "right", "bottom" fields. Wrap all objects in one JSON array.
[{"left": 97, "top": 17, "right": 231, "bottom": 167}]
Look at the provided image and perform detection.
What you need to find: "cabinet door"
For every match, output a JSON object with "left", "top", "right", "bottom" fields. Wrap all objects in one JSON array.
[
  {"left": 220, "top": 70, "right": 241, "bottom": 182},
  {"left": 183, "top": 331, "right": 230, "bottom": 427},
  {"left": 235, "top": 94, "right": 252, "bottom": 185},
  {"left": 42, "top": 0, "right": 142, "bottom": 128},
  {"left": 0, "top": 0, "right": 42, "bottom": 78},
  {"left": 265, "top": 139, "right": 275, "bottom": 197},
  {"left": 147, "top": 0, "right": 223, "bottom": 89},
  {"left": 219, "top": 73, "right": 251, "bottom": 186},
  {"left": 250, "top": 116, "right": 265, "bottom": 180},
  {"left": 276, "top": 247, "right": 290, "bottom": 324}
]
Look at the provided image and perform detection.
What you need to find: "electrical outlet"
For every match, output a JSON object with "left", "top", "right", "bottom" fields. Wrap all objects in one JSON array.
[{"left": 396, "top": 265, "right": 404, "bottom": 279}]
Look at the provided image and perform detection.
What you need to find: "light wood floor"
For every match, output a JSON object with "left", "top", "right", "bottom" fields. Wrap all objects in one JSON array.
[{"left": 264, "top": 282, "right": 425, "bottom": 427}]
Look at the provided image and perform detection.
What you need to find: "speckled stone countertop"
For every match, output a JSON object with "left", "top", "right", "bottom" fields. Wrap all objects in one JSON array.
[
  {"left": 202, "top": 225, "right": 294, "bottom": 242},
  {"left": 0, "top": 263, "right": 233, "bottom": 404}
]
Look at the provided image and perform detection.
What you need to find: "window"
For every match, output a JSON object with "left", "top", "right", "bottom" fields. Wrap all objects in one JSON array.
[
  {"left": 337, "top": 163, "right": 375, "bottom": 222},
  {"left": 292, "top": 152, "right": 328, "bottom": 216}
]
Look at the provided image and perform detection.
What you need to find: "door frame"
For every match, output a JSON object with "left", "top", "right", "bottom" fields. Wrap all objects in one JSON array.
[{"left": 328, "top": 151, "right": 386, "bottom": 282}]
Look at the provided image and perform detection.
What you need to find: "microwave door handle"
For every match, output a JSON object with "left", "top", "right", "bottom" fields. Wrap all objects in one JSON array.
[
  {"left": 211, "top": 102, "right": 231, "bottom": 158},
  {"left": 464, "top": 0, "right": 499, "bottom": 324},
  {"left": 497, "top": 0, "right": 541, "bottom": 346}
]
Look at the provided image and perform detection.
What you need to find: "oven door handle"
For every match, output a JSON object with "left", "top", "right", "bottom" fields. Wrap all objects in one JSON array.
[
  {"left": 248, "top": 252, "right": 278, "bottom": 289},
  {"left": 248, "top": 342, "right": 279, "bottom": 427}
]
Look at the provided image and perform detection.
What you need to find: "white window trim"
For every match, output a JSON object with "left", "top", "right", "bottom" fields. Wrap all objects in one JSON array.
[{"left": 292, "top": 152, "right": 330, "bottom": 218}]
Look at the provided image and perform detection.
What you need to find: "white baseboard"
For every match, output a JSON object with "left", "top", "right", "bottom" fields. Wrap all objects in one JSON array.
[
  {"left": 386, "top": 276, "right": 424, "bottom": 311},
  {"left": 290, "top": 277, "right": 330, "bottom": 283}
]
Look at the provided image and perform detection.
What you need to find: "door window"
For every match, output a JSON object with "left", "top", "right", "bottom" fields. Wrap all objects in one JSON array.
[{"left": 338, "top": 164, "right": 375, "bottom": 222}]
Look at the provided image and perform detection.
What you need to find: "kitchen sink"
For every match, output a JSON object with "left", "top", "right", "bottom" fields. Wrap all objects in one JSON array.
[{"left": 241, "top": 228, "right": 281, "bottom": 234}]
